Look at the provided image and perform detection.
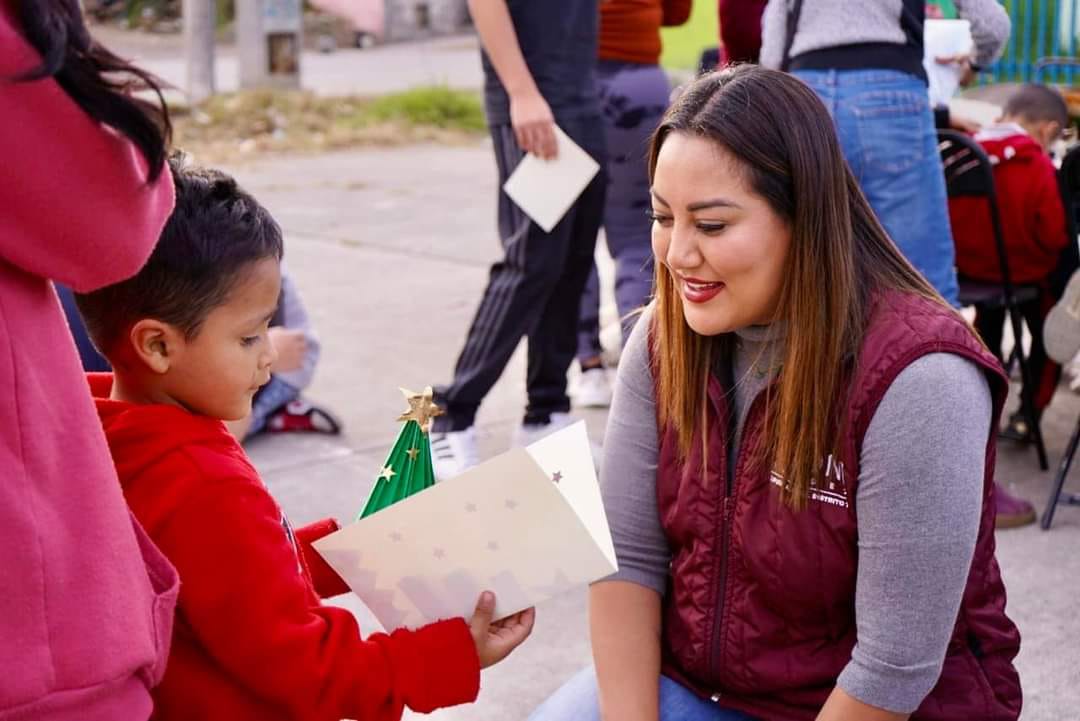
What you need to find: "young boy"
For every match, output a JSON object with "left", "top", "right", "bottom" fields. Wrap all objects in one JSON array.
[
  {"left": 950, "top": 84, "right": 1072, "bottom": 527},
  {"left": 950, "top": 84, "right": 1071, "bottom": 432},
  {"left": 75, "top": 158, "right": 534, "bottom": 721}
]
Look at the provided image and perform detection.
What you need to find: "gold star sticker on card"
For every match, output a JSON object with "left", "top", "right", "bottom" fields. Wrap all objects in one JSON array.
[
  {"left": 405, "top": 446, "right": 420, "bottom": 461},
  {"left": 379, "top": 465, "right": 396, "bottom": 481},
  {"left": 396, "top": 386, "right": 444, "bottom": 433}
]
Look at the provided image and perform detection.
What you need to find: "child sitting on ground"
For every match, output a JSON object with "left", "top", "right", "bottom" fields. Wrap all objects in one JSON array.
[
  {"left": 950, "top": 83, "right": 1072, "bottom": 444},
  {"left": 226, "top": 262, "right": 342, "bottom": 440},
  {"left": 75, "top": 157, "right": 534, "bottom": 721},
  {"left": 59, "top": 261, "right": 342, "bottom": 440}
]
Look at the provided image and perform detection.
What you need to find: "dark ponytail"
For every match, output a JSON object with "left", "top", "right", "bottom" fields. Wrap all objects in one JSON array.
[{"left": 16, "top": 0, "right": 171, "bottom": 181}]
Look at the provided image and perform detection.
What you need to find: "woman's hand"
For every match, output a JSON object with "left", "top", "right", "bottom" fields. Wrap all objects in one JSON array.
[{"left": 468, "top": 591, "right": 536, "bottom": 668}]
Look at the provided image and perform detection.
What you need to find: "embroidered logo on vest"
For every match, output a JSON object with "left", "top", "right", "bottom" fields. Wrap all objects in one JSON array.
[{"left": 769, "top": 454, "right": 850, "bottom": 508}]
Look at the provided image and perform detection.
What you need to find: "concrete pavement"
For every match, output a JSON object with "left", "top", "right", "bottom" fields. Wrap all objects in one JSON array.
[{"left": 219, "top": 143, "right": 1080, "bottom": 720}]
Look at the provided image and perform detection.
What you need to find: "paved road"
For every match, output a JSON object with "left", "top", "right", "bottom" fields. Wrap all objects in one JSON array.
[{"left": 95, "top": 25, "right": 484, "bottom": 97}]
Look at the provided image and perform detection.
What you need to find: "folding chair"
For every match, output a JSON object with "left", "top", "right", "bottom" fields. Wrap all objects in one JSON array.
[
  {"left": 1042, "top": 143, "right": 1080, "bottom": 529},
  {"left": 939, "top": 129, "right": 1049, "bottom": 471}
]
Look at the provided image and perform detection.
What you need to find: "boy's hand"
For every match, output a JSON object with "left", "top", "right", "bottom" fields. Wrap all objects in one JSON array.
[
  {"left": 509, "top": 89, "right": 558, "bottom": 160},
  {"left": 269, "top": 327, "right": 307, "bottom": 372},
  {"left": 468, "top": 591, "right": 536, "bottom": 668}
]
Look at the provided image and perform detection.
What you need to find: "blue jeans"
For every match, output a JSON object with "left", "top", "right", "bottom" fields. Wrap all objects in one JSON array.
[
  {"left": 528, "top": 667, "right": 759, "bottom": 721},
  {"left": 793, "top": 69, "right": 959, "bottom": 306}
]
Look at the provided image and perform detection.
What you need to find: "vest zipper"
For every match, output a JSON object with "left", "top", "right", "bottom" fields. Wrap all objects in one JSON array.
[
  {"left": 708, "top": 495, "right": 733, "bottom": 685},
  {"left": 708, "top": 391, "right": 765, "bottom": 690}
]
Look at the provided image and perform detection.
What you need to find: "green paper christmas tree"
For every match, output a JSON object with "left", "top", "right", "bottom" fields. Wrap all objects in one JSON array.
[{"left": 358, "top": 387, "right": 443, "bottom": 519}]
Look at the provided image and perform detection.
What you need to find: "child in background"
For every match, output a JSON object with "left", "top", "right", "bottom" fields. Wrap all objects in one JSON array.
[
  {"left": 60, "top": 263, "right": 341, "bottom": 441},
  {"left": 950, "top": 83, "right": 1071, "bottom": 528},
  {"left": 950, "top": 84, "right": 1070, "bottom": 440},
  {"left": 76, "top": 157, "right": 534, "bottom": 721},
  {"left": 226, "top": 262, "right": 342, "bottom": 440}
]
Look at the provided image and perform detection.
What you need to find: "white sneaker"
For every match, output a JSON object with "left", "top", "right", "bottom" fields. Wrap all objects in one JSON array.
[
  {"left": 574, "top": 367, "right": 613, "bottom": 408},
  {"left": 513, "top": 412, "right": 577, "bottom": 448},
  {"left": 430, "top": 426, "right": 479, "bottom": 481}
]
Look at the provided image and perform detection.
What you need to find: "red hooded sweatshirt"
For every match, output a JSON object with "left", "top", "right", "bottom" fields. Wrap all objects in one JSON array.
[
  {"left": 950, "top": 125, "right": 1069, "bottom": 284},
  {"left": 88, "top": 374, "right": 480, "bottom": 721}
]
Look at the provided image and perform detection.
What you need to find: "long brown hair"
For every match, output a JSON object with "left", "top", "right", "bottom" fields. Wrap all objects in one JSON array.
[{"left": 650, "top": 65, "right": 949, "bottom": 509}]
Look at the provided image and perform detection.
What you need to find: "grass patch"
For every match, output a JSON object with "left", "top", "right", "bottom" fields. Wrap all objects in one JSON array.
[
  {"left": 660, "top": 2, "right": 718, "bottom": 71},
  {"left": 173, "top": 86, "right": 486, "bottom": 163},
  {"left": 366, "top": 86, "right": 487, "bottom": 132}
]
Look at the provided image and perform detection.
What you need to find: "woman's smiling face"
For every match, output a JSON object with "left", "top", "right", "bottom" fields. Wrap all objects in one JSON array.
[{"left": 650, "top": 131, "right": 792, "bottom": 336}]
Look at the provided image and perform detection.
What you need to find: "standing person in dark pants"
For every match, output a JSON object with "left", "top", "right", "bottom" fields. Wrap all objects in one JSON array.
[
  {"left": 431, "top": 0, "right": 607, "bottom": 479},
  {"left": 575, "top": 0, "right": 690, "bottom": 408}
]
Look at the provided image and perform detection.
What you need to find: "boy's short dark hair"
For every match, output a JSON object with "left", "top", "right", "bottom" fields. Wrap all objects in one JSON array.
[
  {"left": 76, "top": 155, "right": 284, "bottom": 356},
  {"left": 1003, "top": 83, "right": 1070, "bottom": 130}
]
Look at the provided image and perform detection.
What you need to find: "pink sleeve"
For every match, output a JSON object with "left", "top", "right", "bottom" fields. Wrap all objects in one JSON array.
[{"left": 0, "top": 8, "right": 174, "bottom": 292}]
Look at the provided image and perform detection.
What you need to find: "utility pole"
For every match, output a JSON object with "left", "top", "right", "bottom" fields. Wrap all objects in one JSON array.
[
  {"left": 237, "top": 0, "right": 303, "bottom": 90},
  {"left": 184, "top": 0, "right": 216, "bottom": 104}
]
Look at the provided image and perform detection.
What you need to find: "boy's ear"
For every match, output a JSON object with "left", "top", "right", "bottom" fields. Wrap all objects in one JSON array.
[
  {"left": 129, "top": 319, "right": 183, "bottom": 375},
  {"left": 1047, "top": 121, "right": 1063, "bottom": 143}
]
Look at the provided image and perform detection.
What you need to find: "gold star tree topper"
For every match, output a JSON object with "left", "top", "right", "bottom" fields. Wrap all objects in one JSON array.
[{"left": 397, "top": 386, "right": 444, "bottom": 433}]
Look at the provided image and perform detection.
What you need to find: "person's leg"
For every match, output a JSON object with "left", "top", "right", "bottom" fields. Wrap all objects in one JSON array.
[
  {"left": 528, "top": 667, "right": 759, "bottom": 721},
  {"left": 577, "top": 265, "right": 604, "bottom": 367},
  {"left": 1023, "top": 289, "right": 1060, "bottom": 414},
  {"left": 574, "top": 262, "right": 612, "bottom": 409},
  {"left": 973, "top": 306, "right": 1007, "bottom": 363},
  {"left": 810, "top": 70, "right": 960, "bottom": 306},
  {"left": 434, "top": 124, "right": 577, "bottom": 432},
  {"left": 600, "top": 62, "right": 669, "bottom": 339},
  {"left": 527, "top": 667, "right": 602, "bottom": 721},
  {"left": 524, "top": 116, "right": 607, "bottom": 424},
  {"left": 656, "top": 675, "right": 758, "bottom": 720}
]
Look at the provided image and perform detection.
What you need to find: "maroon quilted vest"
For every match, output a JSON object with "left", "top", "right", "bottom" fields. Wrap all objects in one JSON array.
[{"left": 655, "top": 291, "right": 1022, "bottom": 721}]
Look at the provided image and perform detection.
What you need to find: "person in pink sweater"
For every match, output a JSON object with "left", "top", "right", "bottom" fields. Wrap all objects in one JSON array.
[{"left": 0, "top": 1, "right": 179, "bottom": 719}]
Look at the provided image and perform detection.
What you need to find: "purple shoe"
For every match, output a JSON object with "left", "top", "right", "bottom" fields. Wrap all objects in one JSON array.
[{"left": 994, "top": 482, "right": 1036, "bottom": 529}]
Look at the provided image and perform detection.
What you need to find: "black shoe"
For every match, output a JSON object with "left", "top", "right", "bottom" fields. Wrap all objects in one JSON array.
[{"left": 999, "top": 411, "right": 1034, "bottom": 444}]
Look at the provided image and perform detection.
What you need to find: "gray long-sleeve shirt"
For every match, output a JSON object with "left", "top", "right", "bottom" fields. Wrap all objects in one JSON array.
[
  {"left": 600, "top": 304, "right": 992, "bottom": 713},
  {"left": 760, "top": 0, "right": 1011, "bottom": 70}
]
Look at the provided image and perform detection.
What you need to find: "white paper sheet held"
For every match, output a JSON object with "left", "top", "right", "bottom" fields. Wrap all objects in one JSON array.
[
  {"left": 502, "top": 125, "right": 601, "bottom": 233},
  {"left": 924, "top": 19, "right": 974, "bottom": 107},
  {"left": 314, "top": 422, "right": 617, "bottom": 628}
]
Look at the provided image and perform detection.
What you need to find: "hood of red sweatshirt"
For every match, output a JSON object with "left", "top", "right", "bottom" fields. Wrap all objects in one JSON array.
[
  {"left": 88, "top": 373, "right": 241, "bottom": 489},
  {"left": 977, "top": 132, "right": 1045, "bottom": 168}
]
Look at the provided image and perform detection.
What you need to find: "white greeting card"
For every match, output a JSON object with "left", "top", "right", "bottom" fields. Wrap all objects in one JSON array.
[
  {"left": 924, "top": 19, "right": 974, "bottom": 107},
  {"left": 502, "top": 125, "right": 601, "bottom": 233},
  {"left": 314, "top": 422, "right": 616, "bottom": 627}
]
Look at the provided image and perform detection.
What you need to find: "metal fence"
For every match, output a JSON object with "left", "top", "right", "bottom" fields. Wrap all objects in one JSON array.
[{"left": 991, "top": 0, "right": 1080, "bottom": 83}]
